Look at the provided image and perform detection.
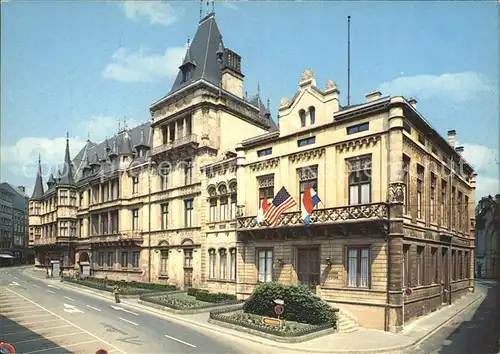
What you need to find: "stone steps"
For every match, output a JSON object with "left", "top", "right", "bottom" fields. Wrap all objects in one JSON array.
[{"left": 336, "top": 311, "right": 359, "bottom": 333}]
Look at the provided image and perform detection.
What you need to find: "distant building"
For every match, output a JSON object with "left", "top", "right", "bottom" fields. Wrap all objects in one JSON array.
[
  {"left": 0, "top": 183, "right": 31, "bottom": 265},
  {"left": 475, "top": 194, "right": 499, "bottom": 278}
]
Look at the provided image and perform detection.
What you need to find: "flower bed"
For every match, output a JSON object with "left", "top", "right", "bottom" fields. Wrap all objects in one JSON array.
[
  {"left": 64, "top": 276, "right": 177, "bottom": 295},
  {"left": 141, "top": 288, "right": 239, "bottom": 310}
]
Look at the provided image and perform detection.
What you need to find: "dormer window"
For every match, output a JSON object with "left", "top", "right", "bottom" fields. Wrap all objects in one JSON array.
[
  {"left": 309, "top": 106, "right": 316, "bottom": 124},
  {"left": 299, "top": 110, "right": 306, "bottom": 127},
  {"left": 182, "top": 69, "right": 191, "bottom": 83}
]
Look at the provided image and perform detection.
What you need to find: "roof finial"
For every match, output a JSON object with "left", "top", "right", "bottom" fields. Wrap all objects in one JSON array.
[
  {"left": 257, "top": 82, "right": 260, "bottom": 98},
  {"left": 267, "top": 98, "right": 270, "bottom": 110},
  {"left": 199, "top": 0, "right": 202, "bottom": 20},
  {"left": 206, "top": 0, "right": 209, "bottom": 15},
  {"left": 211, "top": 0, "right": 215, "bottom": 13},
  {"left": 123, "top": 116, "right": 127, "bottom": 130},
  {"left": 87, "top": 130, "right": 91, "bottom": 142},
  {"left": 66, "top": 131, "right": 69, "bottom": 141},
  {"left": 38, "top": 153, "right": 41, "bottom": 164},
  {"left": 118, "top": 117, "right": 121, "bottom": 133},
  {"left": 187, "top": 36, "right": 190, "bottom": 48}
]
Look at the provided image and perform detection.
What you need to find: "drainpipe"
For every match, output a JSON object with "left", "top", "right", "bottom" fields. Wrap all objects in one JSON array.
[{"left": 147, "top": 160, "right": 153, "bottom": 283}]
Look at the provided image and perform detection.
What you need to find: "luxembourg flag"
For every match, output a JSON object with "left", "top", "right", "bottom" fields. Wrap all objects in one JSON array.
[
  {"left": 251, "top": 195, "right": 269, "bottom": 226},
  {"left": 301, "top": 184, "right": 321, "bottom": 225}
]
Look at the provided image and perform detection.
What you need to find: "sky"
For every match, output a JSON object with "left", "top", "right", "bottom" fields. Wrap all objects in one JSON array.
[{"left": 1, "top": 0, "right": 499, "bottom": 202}]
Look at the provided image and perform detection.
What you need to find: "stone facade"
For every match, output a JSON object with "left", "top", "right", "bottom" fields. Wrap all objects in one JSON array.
[
  {"left": 234, "top": 73, "right": 476, "bottom": 332},
  {"left": 475, "top": 194, "right": 499, "bottom": 279}
]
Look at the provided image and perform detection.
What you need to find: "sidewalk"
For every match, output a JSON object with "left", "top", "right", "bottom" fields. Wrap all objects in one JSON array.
[{"left": 24, "top": 267, "right": 485, "bottom": 354}]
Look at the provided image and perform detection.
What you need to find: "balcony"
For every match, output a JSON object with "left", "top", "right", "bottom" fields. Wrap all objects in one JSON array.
[
  {"left": 32, "top": 236, "right": 77, "bottom": 247},
  {"left": 237, "top": 202, "right": 389, "bottom": 230},
  {"left": 151, "top": 134, "right": 199, "bottom": 159},
  {"left": 89, "top": 230, "right": 143, "bottom": 245}
]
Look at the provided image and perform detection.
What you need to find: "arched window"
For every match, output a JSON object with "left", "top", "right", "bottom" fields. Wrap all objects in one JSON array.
[
  {"left": 219, "top": 248, "right": 227, "bottom": 279},
  {"left": 299, "top": 110, "right": 306, "bottom": 127},
  {"left": 230, "top": 248, "right": 237, "bottom": 281},
  {"left": 309, "top": 106, "right": 316, "bottom": 124}
]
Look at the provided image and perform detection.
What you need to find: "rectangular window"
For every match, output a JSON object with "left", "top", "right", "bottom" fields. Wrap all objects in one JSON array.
[
  {"left": 98, "top": 252, "right": 104, "bottom": 267},
  {"left": 79, "top": 192, "right": 84, "bottom": 206},
  {"left": 160, "top": 166, "right": 169, "bottom": 190},
  {"left": 184, "top": 199, "right": 194, "bottom": 227},
  {"left": 441, "top": 179, "right": 448, "bottom": 227},
  {"left": 416, "top": 246, "right": 425, "bottom": 285},
  {"left": 209, "top": 249, "right": 216, "bottom": 279},
  {"left": 403, "top": 155, "right": 410, "bottom": 214},
  {"left": 219, "top": 196, "right": 228, "bottom": 221},
  {"left": 297, "top": 136, "right": 316, "bottom": 147},
  {"left": 430, "top": 173, "right": 437, "bottom": 223},
  {"left": 230, "top": 196, "right": 237, "bottom": 219},
  {"left": 230, "top": 248, "right": 236, "bottom": 281},
  {"left": 160, "top": 203, "right": 168, "bottom": 229},
  {"left": 431, "top": 247, "right": 438, "bottom": 284},
  {"left": 70, "top": 191, "right": 77, "bottom": 206},
  {"left": 403, "top": 121, "right": 412, "bottom": 134},
  {"left": 465, "top": 251, "right": 470, "bottom": 278},
  {"left": 431, "top": 145, "right": 438, "bottom": 155},
  {"left": 70, "top": 222, "right": 77, "bottom": 237},
  {"left": 451, "top": 187, "right": 456, "bottom": 229},
  {"left": 346, "top": 122, "right": 369, "bottom": 135},
  {"left": 417, "top": 164, "right": 424, "bottom": 219},
  {"left": 132, "top": 251, "right": 140, "bottom": 269},
  {"left": 403, "top": 245, "right": 410, "bottom": 286},
  {"left": 458, "top": 251, "right": 463, "bottom": 279},
  {"left": 219, "top": 249, "right": 227, "bottom": 279},
  {"left": 132, "top": 177, "right": 139, "bottom": 194},
  {"left": 121, "top": 252, "right": 129, "bottom": 268},
  {"left": 347, "top": 155, "right": 371, "bottom": 205},
  {"left": 418, "top": 133, "right": 425, "bottom": 145},
  {"left": 457, "top": 191, "right": 463, "bottom": 232},
  {"left": 79, "top": 218, "right": 84, "bottom": 238},
  {"left": 257, "top": 148, "right": 272, "bottom": 157},
  {"left": 209, "top": 198, "right": 217, "bottom": 222},
  {"left": 60, "top": 190, "right": 68, "bottom": 205},
  {"left": 131, "top": 209, "right": 139, "bottom": 230},
  {"left": 160, "top": 250, "right": 168, "bottom": 275},
  {"left": 257, "top": 174, "right": 274, "bottom": 208},
  {"left": 184, "top": 249, "right": 193, "bottom": 268},
  {"left": 107, "top": 252, "right": 115, "bottom": 269},
  {"left": 347, "top": 247, "right": 370, "bottom": 288},
  {"left": 464, "top": 195, "right": 469, "bottom": 232},
  {"left": 59, "top": 221, "right": 68, "bottom": 236},
  {"left": 452, "top": 250, "right": 457, "bottom": 280},
  {"left": 184, "top": 159, "right": 193, "bottom": 185},
  {"left": 297, "top": 165, "right": 318, "bottom": 210},
  {"left": 257, "top": 249, "right": 273, "bottom": 282}
]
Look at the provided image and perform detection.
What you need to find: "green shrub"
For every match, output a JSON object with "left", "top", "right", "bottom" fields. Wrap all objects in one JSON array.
[
  {"left": 187, "top": 288, "right": 237, "bottom": 303},
  {"left": 242, "top": 282, "right": 337, "bottom": 326}
]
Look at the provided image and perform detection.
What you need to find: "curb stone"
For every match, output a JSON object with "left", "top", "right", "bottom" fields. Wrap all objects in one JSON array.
[{"left": 22, "top": 267, "right": 485, "bottom": 353}]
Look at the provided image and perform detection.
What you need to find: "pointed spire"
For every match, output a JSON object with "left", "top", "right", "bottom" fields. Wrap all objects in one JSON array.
[
  {"left": 134, "top": 124, "right": 150, "bottom": 152},
  {"left": 31, "top": 154, "right": 44, "bottom": 199},
  {"left": 105, "top": 137, "right": 110, "bottom": 152},
  {"left": 108, "top": 138, "right": 118, "bottom": 159},
  {"left": 47, "top": 172, "right": 56, "bottom": 189},
  {"left": 59, "top": 132, "right": 75, "bottom": 186}
]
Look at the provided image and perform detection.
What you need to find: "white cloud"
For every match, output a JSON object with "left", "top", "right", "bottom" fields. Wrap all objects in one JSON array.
[
  {"left": 0, "top": 116, "right": 141, "bottom": 181},
  {"left": 102, "top": 46, "right": 186, "bottom": 83},
  {"left": 379, "top": 72, "right": 494, "bottom": 102},
  {"left": 122, "top": 1, "right": 179, "bottom": 26},
  {"left": 459, "top": 142, "right": 499, "bottom": 200}
]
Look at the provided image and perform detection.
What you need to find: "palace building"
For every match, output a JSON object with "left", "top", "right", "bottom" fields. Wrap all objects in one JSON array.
[{"left": 29, "top": 10, "right": 477, "bottom": 332}]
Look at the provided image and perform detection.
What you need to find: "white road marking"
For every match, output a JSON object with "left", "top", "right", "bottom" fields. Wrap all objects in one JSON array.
[
  {"left": 2, "top": 319, "right": 62, "bottom": 328},
  {"left": 63, "top": 303, "right": 84, "bottom": 314},
  {"left": 22, "top": 280, "right": 28, "bottom": 283},
  {"left": 13, "top": 276, "right": 18, "bottom": 279},
  {"left": 9, "top": 281, "right": 20, "bottom": 286},
  {"left": 23, "top": 340, "right": 100, "bottom": 354},
  {"left": 5, "top": 287, "right": 126, "bottom": 353},
  {"left": 64, "top": 295, "right": 76, "bottom": 302},
  {"left": 0, "top": 299, "right": 26, "bottom": 304},
  {"left": 3, "top": 324, "right": 69, "bottom": 335},
  {"left": 47, "top": 284, "right": 60, "bottom": 289},
  {"left": 111, "top": 305, "right": 139, "bottom": 316},
  {"left": 1, "top": 309, "right": 46, "bottom": 315},
  {"left": 32, "top": 284, "right": 41, "bottom": 288},
  {"left": 7, "top": 313, "right": 52, "bottom": 320},
  {"left": 12, "top": 331, "right": 83, "bottom": 344},
  {"left": 164, "top": 334, "right": 197, "bottom": 348},
  {"left": 86, "top": 305, "right": 101, "bottom": 312},
  {"left": 118, "top": 317, "right": 138, "bottom": 326},
  {"left": 46, "top": 290, "right": 55, "bottom": 294}
]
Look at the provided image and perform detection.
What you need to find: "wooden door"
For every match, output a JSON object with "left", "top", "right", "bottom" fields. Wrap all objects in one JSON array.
[
  {"left": 184, "top": 268, "right": 193, "bottom": 288},
  {"left": 297, "top": 248, "right": 320, "bottom": 288}
]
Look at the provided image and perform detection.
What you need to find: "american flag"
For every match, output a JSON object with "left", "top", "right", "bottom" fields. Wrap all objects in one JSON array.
[{"left": 263, "top": 187, "right": 297, "bottom": 226}]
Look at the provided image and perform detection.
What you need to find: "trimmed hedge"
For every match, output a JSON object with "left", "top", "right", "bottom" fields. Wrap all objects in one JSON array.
[
  {"left": 187, "top": 288, "right": 237, "bottom": 303},
  {"left": 65, "top": 276, "right": 177, "bottom": 295},
  {"left": 243, "top": 282, "right": 337, "bottom": 326},
  {"left": 141, "top": 291, "right": 240, "bottom": 310},
  {"left": 210, "top": 305, "right": 333, "bottom": 337}
]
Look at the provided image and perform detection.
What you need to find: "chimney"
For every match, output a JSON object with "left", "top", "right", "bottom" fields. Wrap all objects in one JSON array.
[
  {"left": 17, "top": 186, "right": 26, "bottom": 193},
  {"left": 366, "top": 90, "right": 382, "bottom": 103},
  {"left": 455, "top": 146, "right": 464, "bottom": 154},
  {"left": 408, "top": 97, "right": 417, "bottom": 109},
  {"left": 447, "top": 130, "right": 456, "bottom": 148}
]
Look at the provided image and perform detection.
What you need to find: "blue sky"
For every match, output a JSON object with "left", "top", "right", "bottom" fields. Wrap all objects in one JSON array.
[{"left": 1, "top": 0, "right": 498, "bottom": 200}]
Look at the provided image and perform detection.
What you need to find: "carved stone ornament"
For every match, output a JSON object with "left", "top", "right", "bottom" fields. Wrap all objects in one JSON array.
[
  {"left": 336, "top": 136, "right": 381, "bottom": 153},
  {"left": 289, "top": 148, "right": 325, "bottom": 163},
  {"left": 388, "top": 182, "right": 405, "bottom": 204},
  {"left": 300, "top": 69, "right": 314, "bottom": 82},
  {"left": 325, "top": 79, "right": 336, "bottom": 91},
  {"left": 280, "top": 96, "right": 289, "bottom": 107},
  {"left": 249, "top": 158, "right": 280, "bottom": 172}
]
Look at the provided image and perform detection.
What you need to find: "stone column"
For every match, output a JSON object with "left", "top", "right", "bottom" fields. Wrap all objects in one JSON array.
[{"left": 386, "top": 99, "right": 406, "bottom": 333}]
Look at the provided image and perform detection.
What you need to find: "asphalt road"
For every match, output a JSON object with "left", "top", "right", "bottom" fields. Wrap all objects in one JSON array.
[
  {"left": 412, "top": 280, "right": 499, "bottom": 354},
  {"left": 0, "top": 266, "right": 243, "bottom": 354}
]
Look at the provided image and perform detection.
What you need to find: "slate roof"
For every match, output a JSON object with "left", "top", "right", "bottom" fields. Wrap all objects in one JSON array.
[
  {"left": 31, "top": 156, "right": 44, "bottom": 199},
  {"left": 0, "top": 183, "right": 28, "bottom": 210}
]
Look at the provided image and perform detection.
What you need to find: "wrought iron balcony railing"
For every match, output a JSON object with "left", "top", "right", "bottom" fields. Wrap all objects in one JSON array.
[
  {"left": 152, "top": 134, "right": 199, "bottom": 156},
  {"left": 237, "top": 202, "right": 389, "bottom": 229}
]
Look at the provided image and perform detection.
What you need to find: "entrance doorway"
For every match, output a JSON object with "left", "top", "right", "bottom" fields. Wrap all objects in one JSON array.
[{"left": 297, "top": 248, "right": 320, "bottom": 288}]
